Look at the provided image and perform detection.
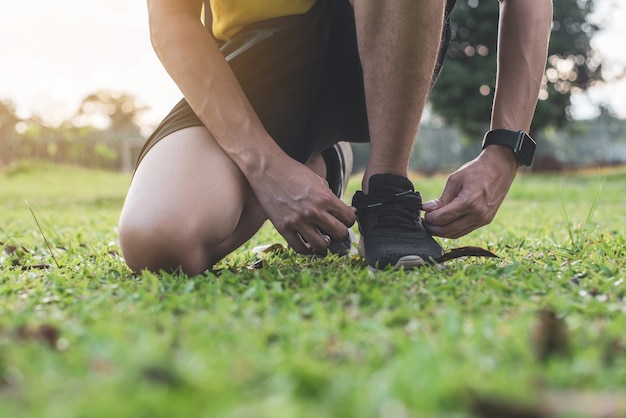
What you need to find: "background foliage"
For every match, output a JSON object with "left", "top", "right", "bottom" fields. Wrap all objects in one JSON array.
[{"left": 430, "top": 0, "right": 613, "bottom": 140}]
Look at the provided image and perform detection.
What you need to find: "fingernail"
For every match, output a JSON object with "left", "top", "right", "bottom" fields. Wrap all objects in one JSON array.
[{"left": 422, "top": 201, "right": 437, "bottom": 210}]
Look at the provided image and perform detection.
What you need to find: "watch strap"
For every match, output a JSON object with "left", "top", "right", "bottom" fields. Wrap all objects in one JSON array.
[
  {"left": 481, "top": 129, "right": 522, "bottom": 149},
  {"left": 482, "top": 129, "right": 535, "bottom": 166}
]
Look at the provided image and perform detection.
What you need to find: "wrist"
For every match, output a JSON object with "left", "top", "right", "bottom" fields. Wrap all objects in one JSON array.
[
  {"left": 227, "top": 131, "right": 284, "bottom": 178},
  {"left": 481, "top": 144, "right": 520, "bottom": 170},
  {"left": 237, "top": 141, "right": 299, "bottom": 187}
]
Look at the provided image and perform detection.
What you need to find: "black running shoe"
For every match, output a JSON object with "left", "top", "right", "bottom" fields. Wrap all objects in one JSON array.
[
  {"left": 315, "top": 142, "right": 357, "bottom": 257},
  {"left": 352, "top": 174, "right": 443, "bottom": 269}
]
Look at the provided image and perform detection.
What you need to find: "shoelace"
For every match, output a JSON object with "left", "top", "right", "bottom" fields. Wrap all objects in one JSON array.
[{"left": 364, "top": 190, "right": 423, "bottom": 232}]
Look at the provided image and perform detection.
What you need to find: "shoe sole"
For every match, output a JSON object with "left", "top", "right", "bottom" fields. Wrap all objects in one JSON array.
[
  {"left": 359, "top": 237, "right": 434, "bottom": 271},
  {"left": 365, "top": 255, "right": 429, "bottom": 272},
  {"left": 394, "top": 255, "right": 428, "bottom": 269}
]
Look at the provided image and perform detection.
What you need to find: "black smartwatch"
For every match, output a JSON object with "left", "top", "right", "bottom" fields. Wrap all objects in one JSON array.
[{"left": 481, "top": 129, "right": 536, "bottom": 167}]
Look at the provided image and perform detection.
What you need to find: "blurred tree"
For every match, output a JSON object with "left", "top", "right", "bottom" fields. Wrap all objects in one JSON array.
[
  {"left": 75, "top": 90, "right": 148, "bottom": 135},
  {"left": 0, "top": 99, "right": 21, "bottom": 140},
  {"left": 430, "top": 0, "right": 614, "bottom": 140}
]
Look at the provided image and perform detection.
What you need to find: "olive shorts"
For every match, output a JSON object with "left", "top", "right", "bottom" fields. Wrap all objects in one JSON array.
[{"left": 136, "top": 0, "right": 454, "bottom": 167}]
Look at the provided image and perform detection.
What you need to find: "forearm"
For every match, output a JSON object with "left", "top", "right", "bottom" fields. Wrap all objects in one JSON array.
[
  {"left": 147, "top": 0, "right": 286, "bottom": 177},
  {"left": 491, "top": 0, "right": 552, "bottom": 132},
  {"left": 424, "top": 1, "right": 552, "bottom": 237}
]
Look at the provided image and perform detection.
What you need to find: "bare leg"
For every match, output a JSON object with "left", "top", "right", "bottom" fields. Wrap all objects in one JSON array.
[
  {"left": 118, "top": 126, "right": 268, "bottom": 276},
  {"left": 352, "top": 0, "right": 445, "bottom": 191},
  {"left": 118, "top": 126, "right": 334, "bottom": 276}
]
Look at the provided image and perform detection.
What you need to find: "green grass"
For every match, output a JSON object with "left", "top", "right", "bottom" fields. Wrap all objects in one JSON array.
[{"left": 1, "top": 162, "right": 625, "bottom": 418}]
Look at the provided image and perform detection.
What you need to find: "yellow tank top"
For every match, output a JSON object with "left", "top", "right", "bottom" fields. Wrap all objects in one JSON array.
[{"left": 209, "top": 0, "right": 317, "bottom": 41}]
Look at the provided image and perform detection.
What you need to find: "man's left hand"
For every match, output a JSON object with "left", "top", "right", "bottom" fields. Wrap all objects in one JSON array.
[{"left": 422, "top": 145, "right": 518, "bottom": 239}]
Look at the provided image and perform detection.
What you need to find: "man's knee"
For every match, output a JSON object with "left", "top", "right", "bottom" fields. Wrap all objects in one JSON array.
[{"left": 118, "top": 212, "right": 214, "bottom": 276}]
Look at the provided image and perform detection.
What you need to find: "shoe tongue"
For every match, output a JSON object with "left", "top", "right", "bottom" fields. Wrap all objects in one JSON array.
[{"left": 368, "top": 174, "right": 414, "bottom": 195}]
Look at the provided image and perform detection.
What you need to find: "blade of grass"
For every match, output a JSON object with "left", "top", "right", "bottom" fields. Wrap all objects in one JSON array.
[{"left": 25, "top": 200, "right": 61, "bottom": 268}]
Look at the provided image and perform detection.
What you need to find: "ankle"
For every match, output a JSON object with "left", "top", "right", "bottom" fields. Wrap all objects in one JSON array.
[{"left": 361, "top": 170, "right": 409, "bottom": 193}]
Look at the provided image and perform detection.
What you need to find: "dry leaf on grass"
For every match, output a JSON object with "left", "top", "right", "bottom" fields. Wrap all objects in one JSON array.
[
  {"left": 530, "top": 309, "right": 570, "bottom": 363},
  {"left": 472, "top": 390, "right": 626, "bottom": 418},
  {"left": 251, "top": 243, "right": 287, "bottom": 254},
  {"left": 15, "top": 324, "right": 61, "bottom": 349}
]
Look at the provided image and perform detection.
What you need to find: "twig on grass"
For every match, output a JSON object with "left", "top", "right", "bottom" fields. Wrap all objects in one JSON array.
[{"left": 25, "top": 200, "right": 61, "bottom": 269}]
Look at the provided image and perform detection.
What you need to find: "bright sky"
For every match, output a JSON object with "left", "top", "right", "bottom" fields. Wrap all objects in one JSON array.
[
  {"left": 1, "top": 0, "right": 180, "bottom": 131},
  {"left": 2, "top": 0, "right": 625, "bottom": 132}
]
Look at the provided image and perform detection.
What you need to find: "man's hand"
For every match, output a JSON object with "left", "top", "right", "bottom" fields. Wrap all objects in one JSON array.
[
  {"left": 248, "top": 156, "right": 356, "bottom": 255},
  {"left": 422, "top": 145, "right": 518, "bottom": 239},
  {"left": 420, "top": 0, "right": 551, "bottom": 240}
]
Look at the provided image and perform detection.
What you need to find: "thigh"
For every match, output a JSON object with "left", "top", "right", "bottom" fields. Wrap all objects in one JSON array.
[
  {"left": 221, "top": 0, "right": 368, "bottom": 162},
  {"left": 138, "top": 0, "right": 367, "bottom": 171},
  {"left": 121, "top": 126, "right": 267, "bottom": 263}
]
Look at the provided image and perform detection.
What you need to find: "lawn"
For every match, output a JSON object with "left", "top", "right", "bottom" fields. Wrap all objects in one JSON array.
[{"left": 1, "top": 162, "right": 625, "bottom": 418}]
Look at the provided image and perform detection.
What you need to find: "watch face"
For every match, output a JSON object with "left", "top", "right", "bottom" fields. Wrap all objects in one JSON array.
[{"left": 514, "top": 132, "right": 536, "bottom": 166}]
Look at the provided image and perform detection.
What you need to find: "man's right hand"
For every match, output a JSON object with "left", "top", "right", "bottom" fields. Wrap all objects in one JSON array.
[{"left": 247, "top": 155, "right": 356, "bottom": 254}]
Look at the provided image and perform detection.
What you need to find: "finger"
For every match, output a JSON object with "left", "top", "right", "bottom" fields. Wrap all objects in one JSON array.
[
  {"left": 422, "top": 198, "right": 445, "bottom": 213},
  {"left": 424, "top": 214, "right": 478, "bottom": 239},
  {"left": 327, "top": 197, "right": 357, "bottom": 227},
  {"left": 439, "top": 174, "right": 462, "bottom": 206},
  {"left": 297, "top": 226, "right": 332, "bottom": 254},
  {"left": 282, "top": 230, "right": 313, "bottom": 254},
  {"left": 317, "top": 216, "right": 351, "bottom": 243},
  {"left": 425, "top": 198, "right": 494, "bottom": 238},
  {"left": 423, "top": 196, "right": 468, "bottom": 228},
  {"left": 422, "top": 175, "right": 461, "bottom": 213},
  {"left": 425, "top": 218, "right": 470, "bottom": 239},
  {"left": 317, "top": 201, "right": 354, "bottom": 241},
  {"left": 440, "top": 190, "right": 459, "bottom": 209}
]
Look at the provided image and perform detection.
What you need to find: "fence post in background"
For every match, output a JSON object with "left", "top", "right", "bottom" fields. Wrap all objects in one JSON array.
[{"left": 121, "top": 141, "right": 134, "bottom": 174}]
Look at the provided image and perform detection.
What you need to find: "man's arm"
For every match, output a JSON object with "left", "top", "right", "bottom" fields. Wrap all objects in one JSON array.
[
  {"left": 492, "top": 0, "right": 553, "bottom": 133},
  {"left": 146, "top": 0, "right": 355, "bottom": 253},
  {"left": 423, "top": 0, "right": 553, "bottom": 238}
]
